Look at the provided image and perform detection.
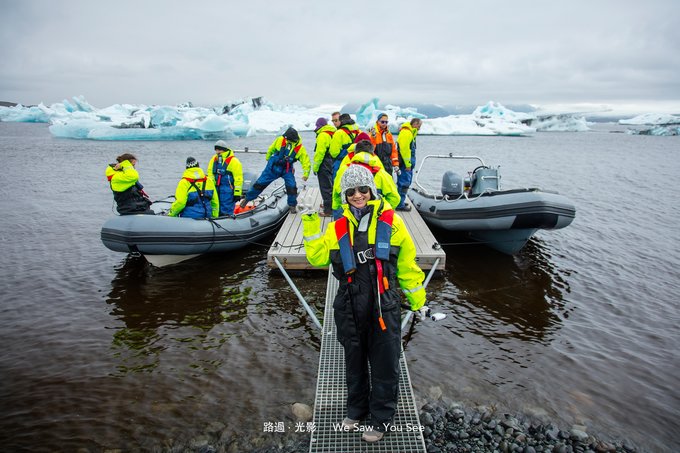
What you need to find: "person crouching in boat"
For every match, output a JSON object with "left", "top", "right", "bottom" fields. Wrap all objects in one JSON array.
[
  {"left": 105, "top": 152, "right": 154, "bottom": 215},
  {"left": 302, "top": 165, "right": 430, "bottom": 443},
  {"left": 168, "top": 157, "right": 219, "bottom": 219}
]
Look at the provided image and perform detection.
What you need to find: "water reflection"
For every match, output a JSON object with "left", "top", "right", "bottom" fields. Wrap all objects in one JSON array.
[
  {"left": 441, "top": 237, "right": 571, "bottom": 344},
  {"left": 106, "top": 249, "right": 266, "bottom": 374}
]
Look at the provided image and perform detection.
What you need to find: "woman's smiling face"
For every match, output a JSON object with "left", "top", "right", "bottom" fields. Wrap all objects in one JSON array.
[{"left": 345, "top": 185, "right": 371, "bottom": 209}]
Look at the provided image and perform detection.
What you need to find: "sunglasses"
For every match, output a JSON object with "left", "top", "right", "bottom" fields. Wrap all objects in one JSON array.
[
  {"left": 379, "top": 120, "right": 388, "bottom": 124},
  {"left": 345, "top": 186, "right": 370, "bottom": 197}
]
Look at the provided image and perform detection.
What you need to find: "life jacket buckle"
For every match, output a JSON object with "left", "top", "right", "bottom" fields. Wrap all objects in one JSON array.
[{"left": 356, "top": 248, "right": 375, "bottom": 264}]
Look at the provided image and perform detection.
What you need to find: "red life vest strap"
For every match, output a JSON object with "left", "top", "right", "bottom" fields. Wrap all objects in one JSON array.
[
  {"left": 351, "top": 161, "right": 380, "bottom": 175},
  {"left": 341, "top": 127, "right": 357, "bottom": 140},
  {"left": 183, "top": 177, "right": 207, "bottom": 184}
]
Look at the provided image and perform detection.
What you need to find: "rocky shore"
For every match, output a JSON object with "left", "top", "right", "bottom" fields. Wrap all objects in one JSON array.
[
  {"left": 417, "top": 401, "right": 641, "bottom": 453},
  {"left": 179, "top": 399, "right": 643, "bottom": 453}
]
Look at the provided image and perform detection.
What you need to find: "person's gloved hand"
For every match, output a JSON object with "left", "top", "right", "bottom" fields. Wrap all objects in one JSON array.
[
  {"left": 416, "top": 306, "right": 431, "bottom": 321},
  {"left": 233, "top": 195, "right": 242, "bottom": 203},
  {"left": 392, "top": 166, "right": 401, "bottom": 176},
  {"left": 298, "top": 193, "right": 317, "bottom": 215}
]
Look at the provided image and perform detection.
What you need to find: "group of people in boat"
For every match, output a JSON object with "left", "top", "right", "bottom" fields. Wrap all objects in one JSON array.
[
  {"left": 105, "top": 112, "right": 422, "bottom": 221},
  {"left": 105, "top": 140, "right": 244, "bottom": 219}
]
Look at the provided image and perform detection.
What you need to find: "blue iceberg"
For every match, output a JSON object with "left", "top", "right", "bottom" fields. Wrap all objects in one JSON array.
[{"left": 0, "top": 95, "right": 620, "bottom": 140}]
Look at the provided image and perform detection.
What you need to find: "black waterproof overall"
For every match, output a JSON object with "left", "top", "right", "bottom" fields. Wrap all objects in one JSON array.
[
  {"left": 113, "top": 183, "right": 153, "bottom": 215},
  {"left": 331, "top": 209, "right": 402, "bottom": 430}
]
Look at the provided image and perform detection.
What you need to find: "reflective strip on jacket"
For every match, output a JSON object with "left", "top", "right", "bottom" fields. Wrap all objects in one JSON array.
[{"left": 301, "top": 199, "right": 426, "bottom": 310}]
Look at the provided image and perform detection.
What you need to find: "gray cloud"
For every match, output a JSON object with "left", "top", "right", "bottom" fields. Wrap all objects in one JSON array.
[{"left": 1, "top": 0, "right": 678, "bottom": 111}]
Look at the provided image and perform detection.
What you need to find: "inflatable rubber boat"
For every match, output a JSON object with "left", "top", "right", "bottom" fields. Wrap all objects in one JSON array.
[
  {"left": 101, "top": 183, "right": 289, "bottom": 266},
  {"left": 408, "top": 154, "right": 576, "bottom": 254}
]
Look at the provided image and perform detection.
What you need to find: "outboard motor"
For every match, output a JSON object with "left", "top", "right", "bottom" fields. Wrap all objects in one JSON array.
[
  {"left": 441, "top": 171, "right": 464, "bottom": 198},
  {"left": 242, "top": 171, "right": 258, "bottom": 193},
  {"left": 470, "top": 167, "right": 500, "bottom": 195}
]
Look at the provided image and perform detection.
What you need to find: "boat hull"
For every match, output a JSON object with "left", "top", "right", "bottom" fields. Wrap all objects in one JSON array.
[
  {"left": 409, "top": 187, "right": 575, "bottom": 254},
  {"left": 101, "top": 189, "right": 289, "bottom": 256}
]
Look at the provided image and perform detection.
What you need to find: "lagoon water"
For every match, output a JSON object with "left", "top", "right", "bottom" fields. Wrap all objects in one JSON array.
[{"left": 0, "top": 122, "right": 678, "bottom": 452}]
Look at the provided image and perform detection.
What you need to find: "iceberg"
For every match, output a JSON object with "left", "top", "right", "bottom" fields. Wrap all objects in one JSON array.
[
  {"left": 619, "top": 113, "right": 680, "bottom": 136},
  {"left": 619, "top": 112, "right": 680, "bottom": 136},
  {"left": 619, "top": 113, "right": 680, "bottom": 125},
  {"left": 524, "top": 113, "right": 590, "bottom": 132},
  {"left": 0, "top": 95, "right": 625, "bottom": 140}
]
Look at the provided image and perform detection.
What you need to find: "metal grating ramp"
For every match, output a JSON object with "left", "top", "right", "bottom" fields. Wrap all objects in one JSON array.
[{"left": 309, "top": 269, "right": 426, "bottom": 453}]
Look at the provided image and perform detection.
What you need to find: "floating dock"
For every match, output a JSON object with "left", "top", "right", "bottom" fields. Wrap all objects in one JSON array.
[
  {"left": 267, "top": 188, "right": 445, "bottom": 271},
  {"left": 309, "top": 270, "right": 427, "bottom": 453}
]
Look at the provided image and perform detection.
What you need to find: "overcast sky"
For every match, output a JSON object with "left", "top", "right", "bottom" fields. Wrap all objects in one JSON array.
[{"left": 1, "top": 0, "right": 678, "bottom": 113}]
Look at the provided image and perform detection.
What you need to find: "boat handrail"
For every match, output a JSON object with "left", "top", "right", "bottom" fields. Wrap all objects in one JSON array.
[{"left": 413, "top": 154, "right": 486, "bottom": 196}]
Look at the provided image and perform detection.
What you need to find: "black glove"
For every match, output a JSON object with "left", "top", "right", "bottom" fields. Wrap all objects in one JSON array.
[{"left": 233, "top": 195, "right": 242, "bottom": 203}]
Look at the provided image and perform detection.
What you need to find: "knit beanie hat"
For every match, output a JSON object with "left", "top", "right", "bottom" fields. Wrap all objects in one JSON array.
[
  {"left": 214, "top": 140, "right": 229, "bottom": 151},
  {"left": 315, "top": 117, "right": 327, "bottom": 129},
  {"left": 354, "top": 131, "right": 371, "bottom": 143},
  {"left": 340, "top": 165, "right": 377, "bottom": 202},
  {"left": 186, "top": 156, "right": 199, "bottom": 169},
  {"left": 283, "top": 127, "right": 300, "bottom": 142}
]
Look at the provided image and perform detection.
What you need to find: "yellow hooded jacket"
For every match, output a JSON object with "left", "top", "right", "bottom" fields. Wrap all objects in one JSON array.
[
  {"left": 105, "top": 160, "right": 139, "bottom": 192},
  {"left": 329, "top": 123, "right": 361, "bottom": 159},
  {"left": 312, "top": 124, "right": 336, "bottom": 173},
  {"left": 266, "top": 136, "right": 311, "bottom": 178},
  {"left": 168, "top": 167, "right": 220, "bottom": 218},
  {"left": 331, "top": 152, "right": 400, "bottom": 211},
  {"left": 302, "top": 200, "right": 426, "bottom": 310},
  {"left": 207, "top": 149, "right": 244, "bottom": 197},
  {"left": 397, "top": 122, "right": 418, "bottom": 169}
]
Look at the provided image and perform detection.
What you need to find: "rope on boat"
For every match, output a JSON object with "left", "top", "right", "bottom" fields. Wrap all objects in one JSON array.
[{"left": 205, "top": 186, "right": 288, "bottom": 248}]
